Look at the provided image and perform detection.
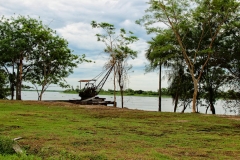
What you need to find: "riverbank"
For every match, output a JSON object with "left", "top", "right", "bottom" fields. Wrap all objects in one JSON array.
[
  {"left": 0, "top": 100, "right": 239, "bottom": 159},
  {"left": 10, "top": 91, "right": 238, "bottom": 115}
]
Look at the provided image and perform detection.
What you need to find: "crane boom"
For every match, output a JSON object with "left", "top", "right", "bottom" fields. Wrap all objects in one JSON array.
[{"left": 79, "top": 63, "right": 115, "bottom": 100}]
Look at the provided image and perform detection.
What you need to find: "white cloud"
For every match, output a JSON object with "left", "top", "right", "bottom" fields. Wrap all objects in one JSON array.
[
  {"left": 57, "top": 22, "right": 105, "bottom": 53},
  {"left": 1, "top": 0, "right": 170, "bottom": 91}
]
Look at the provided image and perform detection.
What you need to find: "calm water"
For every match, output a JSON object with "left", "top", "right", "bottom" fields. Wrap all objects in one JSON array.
[{"left": 18, "top": 91, "right": 239, "bottom": 115}]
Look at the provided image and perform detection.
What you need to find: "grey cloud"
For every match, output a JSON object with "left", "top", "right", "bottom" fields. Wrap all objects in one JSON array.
[{"left": 0, "top": 0, "right": 165, "bottom": 90}]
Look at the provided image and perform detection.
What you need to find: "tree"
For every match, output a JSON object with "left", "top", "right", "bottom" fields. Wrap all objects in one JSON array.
[
  {"left": 137, "top": 0, "right": 240, "bottom": 112},
  {"left": 0, "top": 15, "right": 47, "bottom": 100},
  {"left": 145, "top": 29, "right": 178, "bottom": 111},
  {"left": 91, "top": 21, "right": 138, "bottom": 108},
  {"left": 25, "top": 36, "right": 87, "bottom": 100},
  {"left": 168, "top": 63, "right": 193, "bottom": 113},
  {"left": 214, "top": 14, "right": 240, "bottom": 113},
  {"left": 115, "top": 45, "right": 137, "bottom": 108},
  {"left": 0, "top": 16, "right": 18, "bottom": 100},
  {"left": 0, "top": 15, "right": 89, "bottom": 100},
  {"left": 200, "top": 65, "right": 227, "bottom": 114}
]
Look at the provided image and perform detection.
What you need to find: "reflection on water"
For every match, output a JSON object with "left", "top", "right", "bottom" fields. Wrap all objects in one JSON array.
[{"left": 17, "top": 91, "right": 239, "bottom": 115}]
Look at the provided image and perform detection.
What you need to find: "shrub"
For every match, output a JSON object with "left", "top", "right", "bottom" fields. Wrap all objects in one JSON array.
[{"left": 0, "top": 136, "right": 15, "bottom": 155}]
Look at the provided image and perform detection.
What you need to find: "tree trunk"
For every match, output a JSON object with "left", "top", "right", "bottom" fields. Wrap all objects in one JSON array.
[
  {"left": 174, "top": 93, "right": 179, "bottom": 112},
  {"left": 16, "top": 58, "right": 23, "bottom": 100},
  {"left": 120, "top": 86, "right": 124, "bottom": 108},
  {"left": 210, "top": 102, "right": 216, "bottom": 114},
  {"left": 208, "top": 86, "right": 216, "bottom": 114},
  {"left": 38, "top": 88, "right": 44, "bottom": 101},
  {"left": 192, "top": 79, "right": 198, "bottom": 113},
  {"left": 205, "top": 106, "right": 209, "bottom": 114},
  {"left": 10, "top": 65, "right": 15, "bottom": 100},
  {"left": 181, "top": 104, "right": 187, "bottom": 113},
  {"left": 38, "top": 93, "right": 43, "bottom": 101},
  {"left": 158, "top": 64, "right": 162, "bottom": 112},
  {"left": 113, "top": 65, "right": 117, "bottom": 107},
  {"left": 11, "top": 83, "right": 14, "bottom": 100},
  {"left": 15, "top": 65, "right": 19, "bottom": 100}
]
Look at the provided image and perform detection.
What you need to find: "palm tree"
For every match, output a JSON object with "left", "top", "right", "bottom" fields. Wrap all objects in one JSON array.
[
  {"left": 145, "top": 30, "right": 194, "bottom": 113},
  {"left": 145, "top": 30, "right": 177, "bottom": 111}
]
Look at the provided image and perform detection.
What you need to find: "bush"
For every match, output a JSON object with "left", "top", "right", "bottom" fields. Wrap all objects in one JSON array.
[
  {"left": 0, "top": 136, "right": 15, "bottom": 155},
  {"left": 134, "top": 90, "right": 143, "bottom": 94}
]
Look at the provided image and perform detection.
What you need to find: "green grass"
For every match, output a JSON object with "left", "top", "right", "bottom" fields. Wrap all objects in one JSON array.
[{"left": 0, "top": 100, "right": 240, "bottom": 159}]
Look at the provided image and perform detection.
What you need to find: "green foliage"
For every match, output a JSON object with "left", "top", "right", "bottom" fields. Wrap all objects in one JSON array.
[
  {"left": 134, "top": 90, "right": 144, "bottom": 94},
  {"left": 0, "top": 15, "right": 52, "bottom": 99},
  {"left": 223, "top": 90, "right": 240, "bottom": 100},
  {"left": 145, "top": 29, "right": 178, "bottom": 71},
  {"left": 0, "top": 15, "right": 91, "bottom": 100},
  {"left": 138, "top": 0, "right": 240, "bottom": 112},
  {"left": 63, "top": 85, "right": 80, "bottom": 94},
  {"left": 0, "top": 69, "right": 9, "bottom": 99},
  {"left": 91, "top": 21, "right": 138, "bottom": 60},
  {"left": 24, "top": 27, "right": 81, "bottom": 99},
  {"left": 0, "top": 136, "right": 15, "bottom": 155},
  {"left": 125, "top": 88, "right": 134, "bottom": 94},
  {"left": 121, "top": 88, "right": 169, "bottom": 96}
]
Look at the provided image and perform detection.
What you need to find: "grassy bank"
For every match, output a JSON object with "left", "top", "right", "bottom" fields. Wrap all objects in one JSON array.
[{"left": 0, "top": 100, "right": 240, "bottom": 159}]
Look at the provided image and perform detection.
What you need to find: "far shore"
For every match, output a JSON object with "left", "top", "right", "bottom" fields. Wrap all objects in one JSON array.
[{"left": 22, "top": 89, "right": 171, "bottom": 98}]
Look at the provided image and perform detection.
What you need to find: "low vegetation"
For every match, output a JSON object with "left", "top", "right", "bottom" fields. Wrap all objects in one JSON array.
[
  {"left": 0, "top": 136, "right": 15, "bottom": 155},
  {"left": 0, "top": 100, "right": 240, "bottom": 159}
]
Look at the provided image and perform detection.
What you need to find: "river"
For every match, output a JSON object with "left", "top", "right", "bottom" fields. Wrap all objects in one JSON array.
[{"left": 18, "top": 91, "right": 239, "bottom": 115}]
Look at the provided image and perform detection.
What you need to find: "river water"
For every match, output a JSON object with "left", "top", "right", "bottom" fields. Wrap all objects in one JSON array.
[{"left": 19, "top": 91, "right": 239, "bottom": 115}]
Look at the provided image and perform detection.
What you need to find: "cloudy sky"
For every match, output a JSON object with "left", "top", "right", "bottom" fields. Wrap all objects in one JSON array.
[{"left": 0, "top": 0, "right": 169, "bottom": 91}]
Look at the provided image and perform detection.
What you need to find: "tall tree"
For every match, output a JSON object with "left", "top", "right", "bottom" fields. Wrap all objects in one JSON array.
[
  {"left": 115, "top": 45, "right": 137, "bottom": 108},
  {"left": 0, "top": 15, "right": 46, "bottom": 100},
  {"left": 0, "top": 15, "right": 88, "bottom": 100},
  {"left": 214, "top": 14, "right": 240, "bottom": 113},
  {"left": 145, "top": 29, "right": 177, "bottom": 111},
  {"left": 0, "top": 16, "right": 18, "bottom": 100},
  {"left": 137, "top": 0, "right": 240, "bottom": 112},
  {"left": 91, "top": 21, "right": 138, "bottom": 108}
]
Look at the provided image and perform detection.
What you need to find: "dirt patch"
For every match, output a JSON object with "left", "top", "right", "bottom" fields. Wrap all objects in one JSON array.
[
  {"left": 21, "top": 100, "right": 128, "bottom": 112},
  {"left": 228, "top": 117, "right": 240, "bottom": 121},
  {"left": 176, "top": 120, "right": 189, "bottom": 123},
  {"left": 218, "top": 115, "right": 240, "bottom": 121},
  {"left": 23, "top": 100, "right": 80, "bottom": 107}
]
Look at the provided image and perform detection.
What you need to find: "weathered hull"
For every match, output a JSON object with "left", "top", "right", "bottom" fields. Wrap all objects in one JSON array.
[{"left": 44, "top": 97, "right": 115, "bottom": 106}]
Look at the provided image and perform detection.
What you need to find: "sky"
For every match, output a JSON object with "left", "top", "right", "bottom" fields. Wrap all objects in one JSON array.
[{"left": 0, "top": 0, "right": 169, "bottom": 91}]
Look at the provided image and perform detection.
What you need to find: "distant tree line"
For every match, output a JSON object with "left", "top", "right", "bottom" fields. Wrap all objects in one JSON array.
[
  {"left": 102, "top": 88, "right": 169, "bottom": 96},
  {"left": 64, "top": 87, "right": 170, "bottom": 96}
]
